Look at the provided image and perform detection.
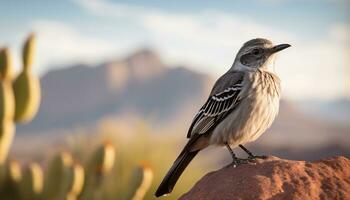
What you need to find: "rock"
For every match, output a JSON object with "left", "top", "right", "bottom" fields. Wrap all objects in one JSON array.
[{"left": 180, "top": 156, "right": 350, "bottom": 200}]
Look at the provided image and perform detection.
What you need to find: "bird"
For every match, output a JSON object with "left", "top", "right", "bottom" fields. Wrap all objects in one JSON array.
[{"left": 155, "top": 38, "right": 291, "bottom": 197}]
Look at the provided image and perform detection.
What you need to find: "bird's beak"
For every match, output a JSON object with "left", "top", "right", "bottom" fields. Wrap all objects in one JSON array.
[{"left": 270, "top": 44, "right": 291, "bottom": 54}]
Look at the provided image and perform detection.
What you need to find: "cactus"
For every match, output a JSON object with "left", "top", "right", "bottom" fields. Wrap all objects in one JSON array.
[
  {"left": 44, "top": 152, "right": 85, "bottom": 200},
  {"left": 0, "top": 82, "right": 15, "bottom": 121},
  {"left": 43, "top": 152, "right": 73, "bottom": 199},
  {"left": 79, "top": 142, "right": 115, "bottom": 200},
  {"left": 66, "top": 163, "right": 85, "bottom": 199},
  {"left": 88, "top": 141, "right": 115, "bottom": 177},
  {"left": 22, "top": 34, "right": 35, "bottom": 71},
  {"left": 0, "top": 48, "right": 15, "bottom": 165},
  {"left": 0, "top": 160, "right": 21, "bottom": 199},
  {"left": 0, "top": 141, "right": 154, "bottom": 200},
  {"left": 127, "top": 162, "right": 153, "bottom": 200},
  {"left": 0, "top": 164, "right": 5, "bottom": 188},
  {"left": 0, "top": 120, "right": 15, "bottom": 164},
  {"left": 19, "top": 162, "right": 43, "bottom": 200},
  {"left": 6, "top": 160, "right": 22, "bottom": 190},
  {"left": 13, "top": 33, "right": 41, "bottom": 123},
  {"left": 5, "top": 160, "right": 22, "bottom": 184},
  {"left": 0, "top": 48, "right": 13, "bottom": 81},
  {"left": 66, "top": 193, "right": 79, "bottom": 200},
  {"left": 0, "top": 48, "right": 15, "bottom": 122},
  {"left": 0, "top": 160, "right": 22, "bottom": 199}
]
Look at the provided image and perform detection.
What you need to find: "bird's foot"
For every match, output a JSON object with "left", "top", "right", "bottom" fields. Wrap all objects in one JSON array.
[
  {"left": 238, "top": 145, "right": 267, "bottom": 162},
  {"left": 231, "top": 158, "right": 249, "bottom": 168},
  {"left": 247, "top": 155, "right": 268, "bottom": 162}
]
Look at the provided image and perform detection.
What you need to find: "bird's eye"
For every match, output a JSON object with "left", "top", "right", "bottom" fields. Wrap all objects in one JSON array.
[{"left": 252, "top": 49, "right": 261, "bottom": 55}]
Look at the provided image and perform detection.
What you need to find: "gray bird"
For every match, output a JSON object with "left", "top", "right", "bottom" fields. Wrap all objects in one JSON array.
[{"left": 155, "top": 38, "right": 291, "bottom": 197}]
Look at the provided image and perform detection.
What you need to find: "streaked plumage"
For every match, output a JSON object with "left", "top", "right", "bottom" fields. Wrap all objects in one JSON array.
[
  {"left": 155, "top": 38, "right": 290, "bottom": 197},
  {"left": 210, "top": 69, "right": 280, "bottom": 146},
  {"left": 187, "top": 71, "right": 244, "bottom": 138}
]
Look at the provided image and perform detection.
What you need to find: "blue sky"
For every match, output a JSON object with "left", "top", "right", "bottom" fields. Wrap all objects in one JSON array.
[
  {"left": 0, "top": 0, "right": 349, "bottom": 100},
  {"left": 1, "top": 0, "right": 348, "bottom": 37}
]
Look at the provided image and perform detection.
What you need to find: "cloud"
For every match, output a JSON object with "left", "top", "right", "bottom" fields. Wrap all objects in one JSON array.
[
  {"left": 139, "top": 10, "right": 295, "bottom": 74},
  {"left": 72, "top": 0, "right": 153, "bottom": 19},
  {"left": 52, "top": 0, "right": 350, "bottom": 99},
  {"left": 73, "top": 0, "right": 295, "bottom": 72},
  {"left": 30, "top": 20, "right": 120, "bottom": 74},
  {"left": 330, "top": 23, "right": 350, "bottom": 44},
  {"left": 277, "top": 35, "right": 349, "bottom": 100}
]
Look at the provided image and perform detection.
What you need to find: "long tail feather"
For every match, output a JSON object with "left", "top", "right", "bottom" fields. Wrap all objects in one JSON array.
[{"left": 155, "top": 149, "right": 199, "bottom": 197}]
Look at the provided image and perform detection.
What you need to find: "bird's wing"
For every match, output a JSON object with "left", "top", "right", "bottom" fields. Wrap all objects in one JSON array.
[{"left": 187, "top": 71, "right": 245, "bottom": 138}]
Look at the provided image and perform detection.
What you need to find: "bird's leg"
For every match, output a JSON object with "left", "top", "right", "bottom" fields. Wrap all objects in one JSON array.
[
  {"left": 239, "top": 144, "right": 267, "bottom": 161},
  {"left": 225, "top": 143, "right": 248, "bottom": 167}
]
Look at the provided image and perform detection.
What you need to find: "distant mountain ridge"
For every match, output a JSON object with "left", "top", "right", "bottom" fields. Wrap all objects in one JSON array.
[
  {"left": 17, "top": 49, "right": 349, "bottom": 149},
  {"left": 298, "top": 99, "right": 350, "bottom": 124},
  {"left": 18, "top": 49, "right": 213, "bottom": 133}
]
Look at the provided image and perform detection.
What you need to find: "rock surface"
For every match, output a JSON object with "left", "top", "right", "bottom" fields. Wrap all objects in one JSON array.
[{"left": 180, "top": 156, "right": 350, "bottom": 200}]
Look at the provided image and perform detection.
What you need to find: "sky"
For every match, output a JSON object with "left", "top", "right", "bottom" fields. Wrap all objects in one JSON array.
[{"left": 0, "top": 0, "right": 349, "bottom": 100}]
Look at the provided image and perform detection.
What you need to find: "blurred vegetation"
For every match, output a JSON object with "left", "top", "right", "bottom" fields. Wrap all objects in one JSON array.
[
  {"left": 63, "top": 119, "right": 210, "bottom": 200},
  {"left": 0, "top": 34, "right": 212, "bottom": 200},
  {"left": 0, "top": 118, "right": 211, "bottom": 200},
  {"left": 0, "top": 33, "right": 41, "bottom": 167},
  {"left": 13, "top": 33, "right": 41, "bottom": 123}
]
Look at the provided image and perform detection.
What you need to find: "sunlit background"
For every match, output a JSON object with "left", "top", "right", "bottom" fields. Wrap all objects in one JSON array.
[{"left": 0, "top": 0, "right": 349, "bottom": 199}]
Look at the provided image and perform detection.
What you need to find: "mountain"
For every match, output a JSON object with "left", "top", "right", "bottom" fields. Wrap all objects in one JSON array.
[
  {"left": 11, "top": 48, "right": 350, "bottom": 164},
  {"left": 297, "top": 99, "right": 350, "bottom": 124},
  {"left": 17, "top": 49, "right": 213, "bottom": 133},
  {"left": 17, "top": 49, "right": 349, "bottom": 150},
  {"left": 257, "top": 100, "right": 350, "bottom": 148}
]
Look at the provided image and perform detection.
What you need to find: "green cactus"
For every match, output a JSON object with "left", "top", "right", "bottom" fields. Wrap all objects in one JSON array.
[
  {"left": 0, "top": 83, "right": 15, "bottom": 121},
  {"left": 0, "top": 164, "right": 5, "bottom": 188},
  {"left": 0, "top": 48, "right": 15, "bottom": 122},
  {"left": 0, "top": 48, "right": 13, "bottom": 81},
  {"left": 127, "top": 162, "right": 153, "bottom": 200},
  {"left": 0, "top": 160, "right": 22, "bottom": 199},
  {"left": 19, "top": 162, "right": 43, "bottom": 200},
  {"left": 0, "top": 120, "right": 15, "bottom": 165},
  {"left": 0, "top": 48, "right": 15, "bottom": 165},
  {"left": 0, "top": 141, "right": 154, "bottom": 200},
  {"left": 88, "top": 141, "right": 115, "bottom": 177},
  {"left": 13, "top": 33, "right": 41, "bottom": 123},
  {"left": 6, "top": 160, "right": 22, "bottom": 194},
  {"left": 79, "top": 142, "right": 115, "bottom": 200},
  {"left": 22, "top": 33, "right": 35, "bottom": 72},
  {"left": 66, "top": 193, "right": 79, "bottom": 200},
  {"left": 65, "top": 163, "right": 85, "bottom": 200},
  {"left": 6, "top": 160, "right": 22, "bottom": 184},
  {"left": 44, "top": 152, "right": 85, "bottom": 200},
  {"left": 43, "top": 152, "right": 73, "bottom": 199}
]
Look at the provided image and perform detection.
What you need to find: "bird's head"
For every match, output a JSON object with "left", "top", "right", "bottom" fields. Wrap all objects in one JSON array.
[{"left": 232, "top": 38, "right": 290, "bottom": 71}]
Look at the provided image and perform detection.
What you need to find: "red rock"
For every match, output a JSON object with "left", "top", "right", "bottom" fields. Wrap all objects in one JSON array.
[{"left": 180, "top": 156, "right": 350, "bottom": 200}]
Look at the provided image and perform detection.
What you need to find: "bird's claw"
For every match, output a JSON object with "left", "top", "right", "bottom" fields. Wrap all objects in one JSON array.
[
  {"left": 247, "top": 155, "right": 268, "bottom": 162},
  {"left": 231, "top": 158, "right": 249, "bottom": 167}
]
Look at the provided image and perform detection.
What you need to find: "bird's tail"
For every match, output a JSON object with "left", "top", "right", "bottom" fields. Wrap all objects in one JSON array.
[{"left": 155, "top": 149, "right": 199, "bottom": 197}]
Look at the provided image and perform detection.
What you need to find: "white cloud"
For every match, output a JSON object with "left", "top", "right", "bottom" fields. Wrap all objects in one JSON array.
[
  {"left": 330, "top": 23, "right": 350, "bottom": 44},
  {"left": 139, "top": 10, "right": 295, "bottom": 75},
  {"left": 277, "top": 37, "right": 349, "bottom": 100},
  {"left": 45, "top": 0, "right": 349, "bottom": 100},
  {"left": 73, "top": 0, "right": 295, "bottom": 75},
  {"left": 72, "top": 0, "right": 154, "bottom": 19},
  {"left": 30, "top": 20, "right": 121, "bottom": 74}
]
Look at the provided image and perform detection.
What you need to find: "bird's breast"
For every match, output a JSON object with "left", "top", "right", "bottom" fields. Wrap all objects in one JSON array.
[{"left": 210, "top": 70, "right": 281, "bottom": 146}]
